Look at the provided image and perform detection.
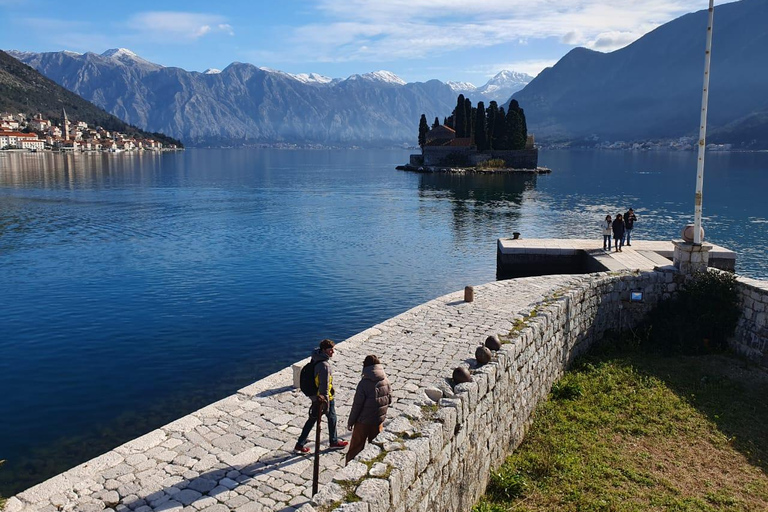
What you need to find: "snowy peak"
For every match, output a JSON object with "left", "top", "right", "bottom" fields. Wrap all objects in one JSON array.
[
  {"left": 347, "top": 70, "right": 406, "bottom": 86},
  {"left": 101, "top": 48, "right": 137, "bottom": 59},
  {"left": 290, "top": 72, "right": 335, "bottom": 85},
  {"left": 100, "top": 48, "right": 162, "bottom": 70},
  {"left": 203, "top": 68, "right": 221, "bottom": 75},
  {"left": 447, "top": 81, "right": 477, "bottom": 92},
  {"left": 484, "top": 70, "right": 533, "bottom": 87}
]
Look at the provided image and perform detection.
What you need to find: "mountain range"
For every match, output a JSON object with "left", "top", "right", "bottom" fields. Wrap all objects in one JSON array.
[
  {"left": 511, "top": 0, "right": 768, "bottom": 148},
  {"left": 0, "top": 50, "right": 182, "bottom": 147},
  {"left": 6, "top": 0, "right": 767, "bottom": 149},
  {"left": 8, "top": 48, "right": 530, "bottom": 147}
]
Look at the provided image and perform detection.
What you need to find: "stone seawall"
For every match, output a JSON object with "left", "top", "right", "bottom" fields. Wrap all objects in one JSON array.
[
  {"left": 733, "top": 276, "right": 768, "bottom": 367},
  {"left": 9, "top": 267, "right": 765, "bottom": 512},
  {"left": 312, "top": 268, "right": 684, "bottom": 512}
]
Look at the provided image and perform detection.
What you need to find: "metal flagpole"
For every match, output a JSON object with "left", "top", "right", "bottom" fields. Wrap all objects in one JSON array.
[{"left": 694, "top": 0, "right": 715, "bottom": 245}]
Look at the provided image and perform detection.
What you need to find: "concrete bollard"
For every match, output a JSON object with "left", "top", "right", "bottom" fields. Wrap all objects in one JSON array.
[{"left": 464, "top": 286, "right": 474, "bottom": 302}]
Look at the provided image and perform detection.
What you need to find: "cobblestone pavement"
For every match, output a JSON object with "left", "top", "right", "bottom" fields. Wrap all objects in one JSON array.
[{"left": 8, "top": 274, "right": 580, "bottom": 512}]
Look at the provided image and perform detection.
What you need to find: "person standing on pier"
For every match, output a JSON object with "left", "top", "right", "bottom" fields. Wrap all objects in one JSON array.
[
  {"left": 601, "top": 215, "right": 613, "bottom": 251},
  {"left": 612, "top": 213, "right": 625, "bottom": 252},
  {"left": 624, "top": 208, "right": 637, "bottom": 246},
  {"left": 295, "top": 339, "right": 349, "bottom": 453},
  {"left": 345, "top": 355, "right": 392, "bottom": 464}
]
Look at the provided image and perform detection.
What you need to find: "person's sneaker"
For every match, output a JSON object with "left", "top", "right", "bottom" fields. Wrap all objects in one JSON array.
[
  {"left": 294, "top": 444, "right": 310, "bottom": 454},
  {"left": 329, "top": 440, "right": 349, "bottom": 449}
]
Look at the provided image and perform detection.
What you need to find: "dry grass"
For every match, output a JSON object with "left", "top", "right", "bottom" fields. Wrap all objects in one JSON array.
[{"left": 474, "top": 345, "right": 768, "bottom": 512}]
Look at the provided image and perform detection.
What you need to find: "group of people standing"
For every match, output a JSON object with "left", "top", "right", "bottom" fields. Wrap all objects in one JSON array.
[
  {"left": 601, "top": 208, "right": 637, "bottom": 252},
  {"left": 294, "top": 339, "right": 392, "bottom": 465}
]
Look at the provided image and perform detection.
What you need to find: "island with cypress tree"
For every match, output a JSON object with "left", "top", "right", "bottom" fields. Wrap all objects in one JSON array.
[{"left": 401, "top": 94, "right": 547, "bottom": 173}]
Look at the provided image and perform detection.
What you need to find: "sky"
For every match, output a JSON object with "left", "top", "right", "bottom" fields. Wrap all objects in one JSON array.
[{"left": 0, "top": 0, "right": 736, "bottom": 86}]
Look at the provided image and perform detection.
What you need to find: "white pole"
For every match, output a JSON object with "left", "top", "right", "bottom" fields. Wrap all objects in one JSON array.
[{"left": 694, "top": 0, "right": 715, "bottom": 245}]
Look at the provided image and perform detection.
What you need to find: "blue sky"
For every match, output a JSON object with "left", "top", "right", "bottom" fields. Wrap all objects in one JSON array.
[{"left": 0, "top": 0, "right": 735, "bottom": 85}]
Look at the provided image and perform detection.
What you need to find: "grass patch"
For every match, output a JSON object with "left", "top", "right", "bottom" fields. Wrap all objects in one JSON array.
[
  {"left": 478, "top": 159, "right": 507, "bottom": 169},
  {"left": 474, "top": 345, "right": 768, "bottom": 511}
]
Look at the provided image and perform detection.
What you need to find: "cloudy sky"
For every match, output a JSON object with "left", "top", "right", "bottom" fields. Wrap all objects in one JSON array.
[{"left": 0, "top": 0, "right": 733, "bottom": 85}]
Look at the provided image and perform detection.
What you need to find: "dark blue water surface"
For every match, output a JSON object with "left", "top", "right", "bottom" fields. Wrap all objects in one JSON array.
[{"left": 1, "top": 148, "right": 766, "bottom": 494}]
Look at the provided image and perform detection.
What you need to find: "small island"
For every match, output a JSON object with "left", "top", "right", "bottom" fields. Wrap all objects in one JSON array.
[{"left": 398, "top": 94, "right": 549, "bottom": 174}]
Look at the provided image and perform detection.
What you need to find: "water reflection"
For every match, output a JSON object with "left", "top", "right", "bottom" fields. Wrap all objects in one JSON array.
[
  {"left": 418, "top": 172, "right": 538, "bottom": 243},
  {"left": 0, "top": 151, "right": 166, "bottom": 189}
]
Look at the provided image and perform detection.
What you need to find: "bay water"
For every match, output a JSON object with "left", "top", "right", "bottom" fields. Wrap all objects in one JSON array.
[{"left": 1, "top": 148, "right": 766, "bottom": 494}]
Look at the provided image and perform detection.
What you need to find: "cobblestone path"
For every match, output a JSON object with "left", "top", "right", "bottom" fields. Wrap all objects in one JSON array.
[{"left": 8, "top": 274, "right": 579, "bottom": 512}]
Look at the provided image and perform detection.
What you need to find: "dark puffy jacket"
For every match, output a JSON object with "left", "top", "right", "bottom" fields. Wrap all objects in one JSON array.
[
  {"left": 612, "top": 218, "right": 625, "bottom": 237},
  {"left": 348, "top": 364, "right": 392, "bottom": 427}
]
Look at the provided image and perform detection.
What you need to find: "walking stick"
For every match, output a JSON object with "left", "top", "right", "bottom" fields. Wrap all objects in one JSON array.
[{"left": 312, "top": 399, "right": 326, "bottom": 496}]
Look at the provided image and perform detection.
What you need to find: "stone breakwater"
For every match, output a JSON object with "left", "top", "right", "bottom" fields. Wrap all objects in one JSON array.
[{"left": 6, "top": 269, "right": 767, "bottom": 512}]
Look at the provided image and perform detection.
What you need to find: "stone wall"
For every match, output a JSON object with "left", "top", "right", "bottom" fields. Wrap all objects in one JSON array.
[
  {"left": 732, "top": 275, "right": 768, "bottom": 366},
  {"left": 421, "top": 147, "right": 538, "bottom": 169},
  {"left": 310, "top": 269, "right": 684, "bottom": 512}
]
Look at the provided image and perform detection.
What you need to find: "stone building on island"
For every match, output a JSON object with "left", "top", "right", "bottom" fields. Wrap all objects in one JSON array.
[{"left": 411, "top": 124, "right": 538, "bottom": 169}]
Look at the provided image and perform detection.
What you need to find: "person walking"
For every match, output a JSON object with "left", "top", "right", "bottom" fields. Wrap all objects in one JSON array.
[
  {"left": 624, "top": 208, "right": 637, "bottom": 246},
  {"left": 612, "top": 213, "right": 625, "bottom": 252},
  {"left": 295, "top": 339, "right": 349, "bottom": 453},
  {"left": 601, "top": 215, "right": 612, "bottom": 251},
  {"left": 345, "top": 355, "right": 392, "bottom": 464}
]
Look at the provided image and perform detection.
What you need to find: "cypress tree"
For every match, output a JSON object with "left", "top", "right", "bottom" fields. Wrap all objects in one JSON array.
[
  {"left": 486, "top": 101, "right": 498, "bottom": 149},
  {"left": 418, "top": 114, "right": 429, "bottom": 147},
  {"left": 464, "top": 97, "right": 472, "bottom": 139},
  {"left": 433, "top": 117, "right": 440, "bottom": 128},
  {"left": 505, "top": 108, "right": 522, "bottom": 150},
  {"left": 474, "top": 101, "right": 487, "bottom": 151},
  {"left": 507, "top": 99, "right": 527, "bottom": 149},
  {"left": 454, "top": 94, "right": 466, "bottom": 138},
  {"left": 494, "top": 107, "right": 508, "bottom": 150}
]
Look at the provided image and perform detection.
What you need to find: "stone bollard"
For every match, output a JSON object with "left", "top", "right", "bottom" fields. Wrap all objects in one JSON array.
[
  {"left": 452, "top": 367, "right": 473, "bottom": 385},
  {"left": 464, "top": 286, "right": 474, "bottom": 302},
  {"left": 475, "top": 346, "right": 492, "bottom": 366},
  {"left": 485, "top": 335, "right": 502, "bottom": 351}
]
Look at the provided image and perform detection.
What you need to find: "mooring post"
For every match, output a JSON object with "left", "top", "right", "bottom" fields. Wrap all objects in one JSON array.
[{"left": 464, "top": 286, "right": 474, "bottom": 302}]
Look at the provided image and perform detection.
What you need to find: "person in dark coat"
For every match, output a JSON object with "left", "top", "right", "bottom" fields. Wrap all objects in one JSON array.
[
  {"left": 295, "top": 339, "right": 349, "bottom": 453},
  {"left": 624, "top": 208, "right": 637, "bottom": 246},
  {"left": 612, "top": 213, "right": 625, "bottom": 252},
  {"left": 345, "top": 355, "right": 392, "bottom": 464}
]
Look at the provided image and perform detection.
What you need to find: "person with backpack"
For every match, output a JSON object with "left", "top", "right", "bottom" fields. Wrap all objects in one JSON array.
[
  {"left": 295, "top": 339, "right": 349, "bottom": 454},
  {"left": 345, "top": 355, "right": 392, "bottom": 464}
]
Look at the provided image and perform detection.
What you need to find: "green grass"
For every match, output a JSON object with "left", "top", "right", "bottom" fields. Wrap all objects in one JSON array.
[{"left": 474, "top": 342, "right": 768, "bottom": 511}]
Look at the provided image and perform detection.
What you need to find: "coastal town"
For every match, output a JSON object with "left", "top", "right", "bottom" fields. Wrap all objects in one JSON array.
[{"left": 0, "top": 110, "right": 180, "bottom": 152}]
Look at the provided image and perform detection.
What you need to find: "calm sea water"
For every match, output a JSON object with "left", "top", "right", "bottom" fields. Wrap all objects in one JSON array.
[{"left": 1, "top": 148, "right": 766, "bottom": 494}]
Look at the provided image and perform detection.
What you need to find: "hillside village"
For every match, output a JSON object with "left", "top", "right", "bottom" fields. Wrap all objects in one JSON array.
[{"left": 0, "top": 110, "right": 180, "bottom": 152}]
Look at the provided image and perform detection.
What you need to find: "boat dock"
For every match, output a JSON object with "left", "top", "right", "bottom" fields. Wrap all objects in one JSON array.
[{"left": 497, "top": 238, "right": 736, "bottom": 279}]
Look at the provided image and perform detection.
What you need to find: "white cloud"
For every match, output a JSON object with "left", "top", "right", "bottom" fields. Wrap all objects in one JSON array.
[
  {"left": 278, "top": 0, "right": 710, "bottom": 62},
  {"left": 126, "top": 12, "right": 234, "bottom": 41}
]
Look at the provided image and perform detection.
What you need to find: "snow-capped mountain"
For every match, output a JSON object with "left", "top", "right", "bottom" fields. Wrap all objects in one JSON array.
[
  {"left": 203, "top": 68, "right": 221, "bottom": 75},
  {"left": 449, "top": 70, "right": 534, "bottom": 104},
  {"left": 348, "top": 70, "right": 407, "bottom": 86},
  {"left": 99, "top": 48, "right": 162, "bottom": 71},
  {"left": 10, "top": 49, "right": 460, "bottom": 146},
  {"left": 447, "top": 81, "right": 477, "bottom": 92}
]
